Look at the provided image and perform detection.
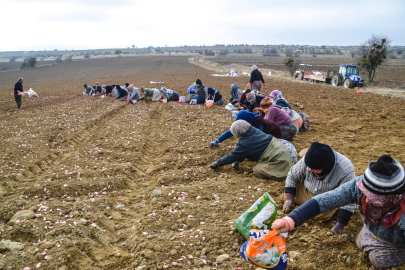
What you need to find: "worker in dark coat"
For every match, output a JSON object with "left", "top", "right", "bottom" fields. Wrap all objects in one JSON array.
[{"left": 14, "top": 77, "right": 24, "bottom": 109}]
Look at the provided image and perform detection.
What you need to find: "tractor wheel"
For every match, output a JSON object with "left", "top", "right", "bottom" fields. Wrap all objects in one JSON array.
[
  {"left": 343, "top": 78, "right": 353, "bottom": 89},
  {"left": 331, "top": 75, "right": 341, "bottom": 87},
  {"left": 298, "top": 72, "right": 304, "bottom": 80}
]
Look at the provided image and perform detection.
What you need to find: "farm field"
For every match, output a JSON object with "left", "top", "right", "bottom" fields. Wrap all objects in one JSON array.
[{"left": 1, "top": 56, "right": 405, "bottom": 270}]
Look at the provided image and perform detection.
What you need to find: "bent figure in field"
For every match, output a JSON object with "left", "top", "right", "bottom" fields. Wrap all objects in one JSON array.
[
  {"left": 207, "top": 88, "right": 224, "bottom": 105},
  {"left": 269, "top": 90, "right": 292, "bottom": 109},
  {"left": 127, "top": 84, "right": 141, "bottom": 103},
  {"left": 191, "top": 79, "right": 208, "bottom": 104},
  {"left": 260, "top": 97, "right": 297, "bottom": 141},
  {"left": 14, "top": 77, "right": 24, "bottom": 108},
  {"left": 83, "top": 83, "right": 93, "bottom": 96},
  {"left": 272, "top": 154, "right": 405, "bottom": 270},
  {"left": 229, "top": 83, "right": 242, "bottom": 107},
  {"left": 93, "top": 83, "right": 104, "bottom": 96},
  {"left": 248, "top": 65, "right": 265, "bottom": 92},
  {"left": 210, "top": 110, "right": 283, "bottom": 148},
  {"left": 140, "top": 87, "right": 160, "bottom": 102},
  {"left": 239, "top": 88, "right": 251, "bottom": 110},
  {"left": 282, "top": 142, "right": 356, "bottom": 235},
  {"left": 103, "top": 85, "right": 113, "bottom": 96},
  {"left": 114, "top": 84, "right": 128, "bottom": 100},
  {"left": 186, "top": 83, "right": 197, "bottom": 102},
  {"left": 160, "top": 87, "right": 179, "bottom": 102},
  {"left": 245, "top": 92, "right": 266, "bottom": 113},
  {"left": 210, "top": 120, "right": 294, "bottom": 179}
]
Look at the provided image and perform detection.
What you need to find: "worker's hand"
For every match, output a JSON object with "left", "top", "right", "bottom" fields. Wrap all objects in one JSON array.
[
  {"left": 263, "top": 83, "right": 266, "bottom": 87},
  {"left": 271, "top": 217, "right": 295, "bottom": 233},
  {"left": 210, "top": 161, "right": 220, "bottom": 169},
  {"left": 331, "top": 222, "right": 345, "bottom": 235},
  {"left": 282, "top": 200, "right": 295, "bottom": 213},
  {"left": 209, "top": 140, "right": 219, "bottom": 147}
]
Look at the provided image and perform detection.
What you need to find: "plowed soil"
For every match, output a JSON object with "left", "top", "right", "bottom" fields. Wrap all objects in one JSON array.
[{"left": 1, "top": 56, "right": 405, "bottom": 270}]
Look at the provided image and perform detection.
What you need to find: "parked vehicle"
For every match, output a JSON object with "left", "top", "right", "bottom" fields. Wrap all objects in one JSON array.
[
  {"left": 294, "top": 64, "right": 323, "bottom": 80},
  {"left": 309, "top": 64, "right": 364, "bottom": 88}
]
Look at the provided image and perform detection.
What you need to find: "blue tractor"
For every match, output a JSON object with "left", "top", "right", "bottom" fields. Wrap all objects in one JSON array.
[{"left": 330, "top": 65, "right": 364, "bottom": 88}]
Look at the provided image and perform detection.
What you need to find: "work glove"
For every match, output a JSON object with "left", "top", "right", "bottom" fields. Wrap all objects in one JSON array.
[
  {"left": 331, "top": 221, "right": 345, "bottom": 235},
  {"left": 209, "top": 140, "right": 219, "bottom": 147},
  {"left": 282, "top": 193, "right": 295, "bottom": 213},
  {"left": 210, "top": 161, "right": 220, "bottom": 169},
  {"left": 232, "top": 161, "right": 240, "bottom": 171}
]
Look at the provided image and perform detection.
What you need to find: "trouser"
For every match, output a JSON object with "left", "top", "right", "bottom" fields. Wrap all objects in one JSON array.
[
  {"left": 14, "top": 95, "right": 22, "bottom": 108},
  {"left": 186, "top": 93, "right": 196, "bottom": 102},
  {"left": 213, "top": 97, "right": 224, "bottom": 105},
  {"left": 167, "top": 93, "right": 179, "bottom": 102},
  {"left": 281, "top": 181, "right": 338, "bottom": 221},
  {"left": 253, "top": 138, "right": 292, "bottom": 180},
  {"left": 356, "top": 225, "right": 405, "bottom": 269},
  {"left": 192, "top": 95, "right": 205, "bottom": 104},
  {"left": 280, "top": 122, "right": 297, "bottom": 141}
]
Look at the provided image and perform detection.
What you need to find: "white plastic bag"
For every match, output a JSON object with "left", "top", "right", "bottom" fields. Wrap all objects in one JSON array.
[
  {"left": 225, "top": 103, "right": 236, "bottom": 111},
  {"left": 27, "top": 88, "right": 39, "bottom": 97}
]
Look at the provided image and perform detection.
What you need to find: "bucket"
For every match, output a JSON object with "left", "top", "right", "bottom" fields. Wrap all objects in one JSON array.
[
  {"left": 132, "top": 100, "right": 137, "bottom": 104},
  {"left": 163, "top": 99, "right": 168, "bottom": 104},
  {"left": 83, "top": 92, "right": 86, "bottom": 95},
  {"left": 101, "top": 95, "right": 105, "bottom": 98}
]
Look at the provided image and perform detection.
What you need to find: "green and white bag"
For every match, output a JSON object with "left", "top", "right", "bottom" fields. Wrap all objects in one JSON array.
[{"left": 234, "top": 192, "right": 277, "bottom": 239}]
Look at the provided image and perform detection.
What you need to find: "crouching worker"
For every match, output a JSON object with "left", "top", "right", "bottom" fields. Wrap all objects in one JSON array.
[
  {"left": 210, "top": 110, "right": 283, "bottom": 147},
  {"left": 272, "top": 154, "right": 405, "bottom": 270},
  {"left": 83, "top": 83, "right": 93, "bottom": 96},
  {"left": 281, "top": 142, "right": 356, "bottom": 234},
  {"left": 207, "top": 88, "right": 224, "bottom": 105},
  {"left": 210, "top": 120, "right": 294, "bottom": 180},
  {"left": 127, "top": 84, "right": 141, "bottom": 103},
  {"left": 139, "top": 87, "right": 160, "bottom": 102},
  {"left": 230, "top": 83, "right": 242, "bottom": 107},
  {"left": 160, "top": 87, "right": 179, "bottom": 102},
  {"left": 186, "top": 83, "right": 197, "bottom": 102},
  {"left": 191, "top": 79, "right": 208, "bottom": 104}
]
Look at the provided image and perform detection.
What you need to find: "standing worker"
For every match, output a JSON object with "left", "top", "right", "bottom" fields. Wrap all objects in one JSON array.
[
  {"left": 248, "top": 65, "right": 266, "bottom": 93},
  {"left": 14, "top": 77, "right": 25, "bottom": 109}
]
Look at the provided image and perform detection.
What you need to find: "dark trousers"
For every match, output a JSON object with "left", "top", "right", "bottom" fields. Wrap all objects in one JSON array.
[{"left": 14, "top": 95, "right": 22, "bottom": 108}]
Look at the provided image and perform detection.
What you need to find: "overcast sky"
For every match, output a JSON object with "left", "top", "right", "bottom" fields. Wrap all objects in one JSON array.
[{"left": 2, "top": 0, "right": 404, "bottom": 52}]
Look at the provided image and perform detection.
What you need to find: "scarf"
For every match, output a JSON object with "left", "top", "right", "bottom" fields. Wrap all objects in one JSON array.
[
  {"left": 270, "top": 90, "right": 283, "bottom": 105},
  {"left": 230, "top": 83, "right": 239, "bottom": 95},
  {"left": 18, "top": 77, "right": 23, "bottom": 84},
  {"left": 230, "top": 120, "right": 251, "bottom": 138},
  {"left": 160, "top": 87, "right": 174, "bottom": 98},
  {"left": 357, "top": 180, "right": 405, "bottom": 227},
  {"left": 235, "top": 110, "right": 260, "bottom": 124}
]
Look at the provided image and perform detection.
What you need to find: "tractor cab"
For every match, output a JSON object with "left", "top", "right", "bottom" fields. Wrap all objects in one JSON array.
[
  {"left": 295, "top": 64, "right": 313, "bottom": 80},
  {"left": 339, "top": 65, "right": 361, "bottom": 82}
]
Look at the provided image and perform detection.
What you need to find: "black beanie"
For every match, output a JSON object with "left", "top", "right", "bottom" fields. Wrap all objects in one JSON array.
[
  {"left": 125, "top": 83, "right": 129, "bottom": 87},
  {"left": 363, "top": 154, "right": 405, "bottom": 195},
  {"left": 196, "top": 79, "right": 202, "bottom": 85},
  {"left": 304, "top": 142, "right": 334, "bottom": 170}
]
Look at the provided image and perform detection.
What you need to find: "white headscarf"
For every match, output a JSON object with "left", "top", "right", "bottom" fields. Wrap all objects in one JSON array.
[
  {"left": 160, "top": 87, "right": 175, "bottom": 98},
  {"left": 251, "top": 65, "right": 258, "bottom": 71},
  {"left": 230, "top": 120, "right": 251, "bottom": 139}
]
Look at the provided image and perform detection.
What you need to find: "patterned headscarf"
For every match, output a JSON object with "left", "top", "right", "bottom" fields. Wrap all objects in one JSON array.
[
  {"left": 270, "top": 90, "right": 283, "bottom": 105},
  {"left": 18, "top": 77, "right": 23, "bottom": 84},
  {"left": 357, "top": 179, "right": 405, "bottom": 227},
  {"left": 230, "top": 120, "right": 251, "bottom": 139},
  {"left": 160, "top": 87, "right": 175, "bottom": 98}
]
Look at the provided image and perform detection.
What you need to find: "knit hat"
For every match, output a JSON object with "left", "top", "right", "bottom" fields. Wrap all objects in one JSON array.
[
  {"left": 230, "top": 120, "right": 251, "bottom": 139},
  {"left": 260, "top": 97, "right": 273, "bottom": 109},
  {"left": 196, "top": 79, "right": 202, "bottom": 85},
  {"left": 304, "top": 142, "right": 335, "bottom": 170},
  {"left": 246, "top": 92, "right": 255, "bottom": 102},
  {"left": 83, "top": 83, "right": 87, "bottom": 88},
  {"left": 231, "top": 83, "right": 238, "bottom": 91},
  {"left": 363, "top": 155, "right": 405, "bottom": 195},
  {"left": 125, "top": 83, "right": 130, "bottom": 87},
  {"left": 102, "top": 84, "right": 106, "bottom": 88}
]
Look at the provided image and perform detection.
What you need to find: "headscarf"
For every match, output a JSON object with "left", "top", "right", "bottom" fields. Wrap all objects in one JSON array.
[
  {"left": 246, "top": 92, "right": 256, "bottom": 104},
  {"left": 18, "top": 77, "right": 23, "bottom": 84},
  {"left": 231, "top": 83, "right": 239, "bottom": 93},
  {"left": 357, "top": 180, "right": 405, "bottom": 227},
  {"left": 230, "top": 120, "right": 251, "bottom": 139},
  {"left": 251, "top": 65, "right": 258, "bottom": 71},
  {"left": 102, "top": 84, "right": 106, "bottom": 89},
  {"left": 270, "top": 90, "right": 283, "bottom": 105},
  {"left": 160, "top": 87, "right": 175, "bottom": 98},
  {"left": 83, "top": 83, "right": 88, "bottom": 88},
  {"left": 235, "top": 110, "right": 260, "bottom": 124},
  {"left": 139, "top": 86, "right": 145, "bottom": 92},
  {"left": 127, "top": 84, "right": 134, "bottom": 91},
  {"left": 207, "top": 88, "right": 217, "bottom": 95},
  {"left": 96, "top": 82, "right": 99, "bottom": 86}
]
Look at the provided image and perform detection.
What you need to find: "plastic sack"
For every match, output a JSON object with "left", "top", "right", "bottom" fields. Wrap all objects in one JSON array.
[
  {"left": 232, "top": 110, "right": 239, "bottom": 118},
  {"left": 163, "top": 99, "right": 168, "bottom": 104},
  {"left": 190, "top": 99, "right": 197, "bottom": 105},
  {"left": 27, "top": 88, "right": 39, "bottom": 97},
  {"left": 239, "top": 229, "right": 287, "bottom": 270},
  {"left": 179, "top": 96, "right": 186, "bottom": 103},
  {"left": 234, "top": 192, "right": 277, "bottom": 239},
  {"left": 205, "top": 99, "right": 213, "bottom": 108},
  {"left": 225, "top": 103, "right": 236, "bottom": 111}
]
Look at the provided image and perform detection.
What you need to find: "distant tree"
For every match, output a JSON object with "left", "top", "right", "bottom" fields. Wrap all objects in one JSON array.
[
  {"left": 285, "top": 58, "right": 300, "bottom": 76},
  {"left": 244, "top": 48, "right": 252, "bottom": 54},
  {"left": 358, "top": 34, "right": 390, "bottom": 83},
  {"left": 20, "top": 62, "right": 29, "bottom": 69},
  {"left": 204, "top": 50, "right": 215, "bottom": 56},
  {"left": 397, "top": 49, "right": 403, "bottom": 55},
  {"left": 293, "top": 52, "right": 300, "bottom": 57},
  {"left": 350, "top": 50, "right": 356, "bottom": 58},
  {"left": 285, "top": 49, "right": 293, "bottom": 57},
  {"left": 9, "top": 56, "right": 17, "bottom": 62},
  {"left": 28, "top": 57, "right": 37, "bottom": 67},
  {"left": 312, "top": 54, "right": 317, "bottom": 58},
  {"left": 218, "top": 50, "right": 228, "bottom": 56},
  {"left": 132, "top": 45, "right": 135, "bottom": 49},
  {"left": 84, "top": 53, "right": 91, "bottom": 59},
  {"left": 114, "top": 50, "right": 122, "bottom": 55},
  {"left": 66, "top": 55, "right": 73, "bottom": 61},
  {"left": 198, "top": 51, "right": 203, "bottom": 55},
  {"left": 263, "top": 48, "right": 279, "bottom": 57}
]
